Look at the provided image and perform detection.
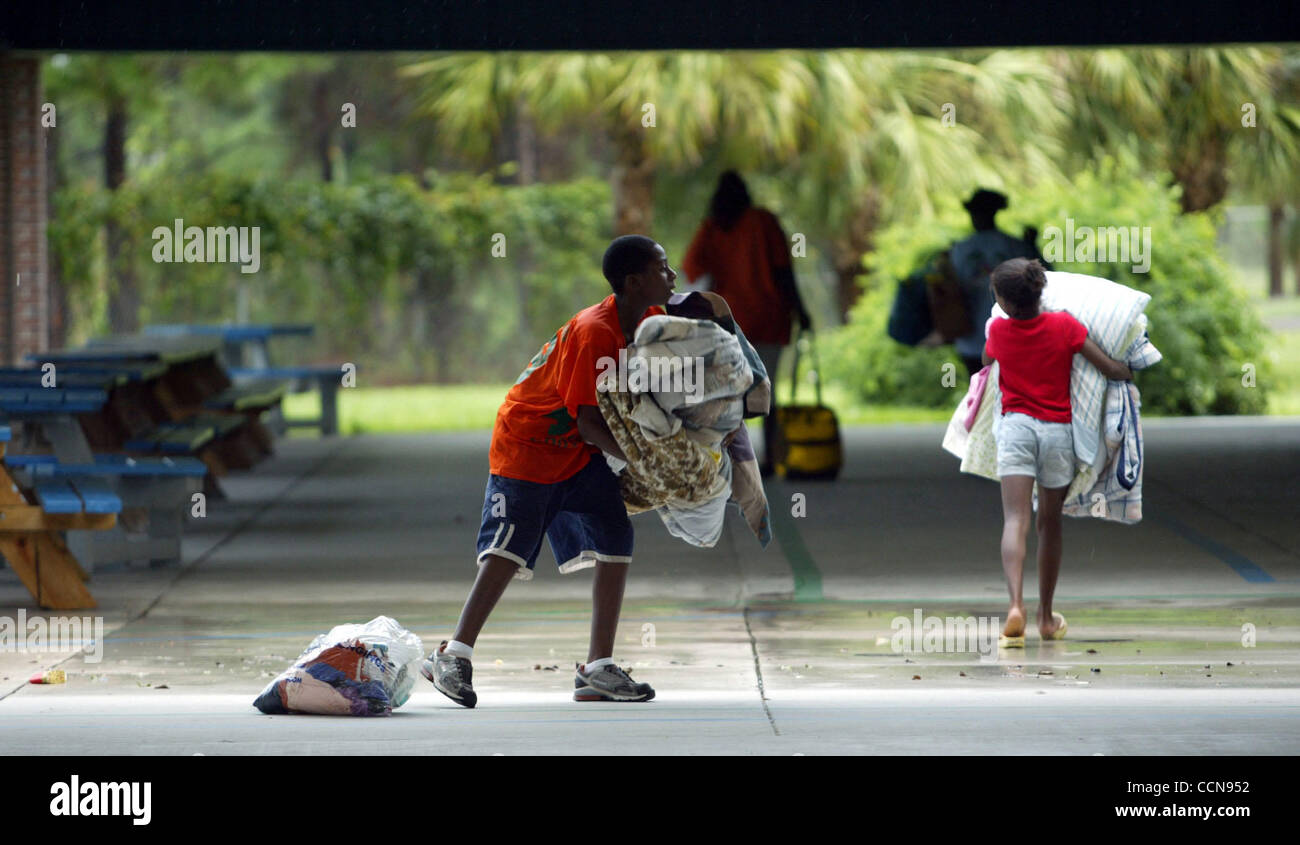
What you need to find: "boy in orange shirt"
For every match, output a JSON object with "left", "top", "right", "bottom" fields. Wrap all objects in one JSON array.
[{"left": 422, "top": 235, "right": 675, "bottom": 706}]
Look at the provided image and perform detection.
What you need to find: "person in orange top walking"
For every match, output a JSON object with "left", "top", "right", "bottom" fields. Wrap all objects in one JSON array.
[
  {"left": 422, "top": 235, "right": 673, "bottom": 707},
  {"left": 682, "top": 171, "right": 810, "bottom": 474}
]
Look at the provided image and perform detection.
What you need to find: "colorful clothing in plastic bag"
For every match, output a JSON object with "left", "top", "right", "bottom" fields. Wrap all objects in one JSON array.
[{"left": 253, "top": 616, "right": 424, "bottom": 716}]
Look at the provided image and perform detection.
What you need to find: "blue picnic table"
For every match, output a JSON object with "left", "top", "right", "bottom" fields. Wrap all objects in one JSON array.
[
  {"left": 0, "top": 386, "right": 107, "bottom": 415},
  {"left": 0, "top": 421, "right": 114, "bottom": 608},
  {"left": 145, "top": 324, "right": 343, "bottom": 435},
  {"left": 0, "top": 366, "right": 206, "bottom": 575}
]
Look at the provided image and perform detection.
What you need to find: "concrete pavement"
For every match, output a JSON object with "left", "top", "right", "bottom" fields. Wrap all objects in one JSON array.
[{"left": 2, "top": 419, "right": 1298, "bottom": 754}]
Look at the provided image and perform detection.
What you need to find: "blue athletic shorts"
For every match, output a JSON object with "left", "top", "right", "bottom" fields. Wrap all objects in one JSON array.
[{"left": 475, "top": 455, "right": 633, "bottom": 581}]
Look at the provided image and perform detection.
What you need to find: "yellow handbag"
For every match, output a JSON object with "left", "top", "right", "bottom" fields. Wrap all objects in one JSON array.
[{"left": 773, "top": 329, "right": 843, "bottom": 480}]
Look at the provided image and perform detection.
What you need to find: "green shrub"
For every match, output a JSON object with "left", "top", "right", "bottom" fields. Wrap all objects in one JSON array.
[{"left": 821, "top": 283, "right": 965, "bottom": 407}]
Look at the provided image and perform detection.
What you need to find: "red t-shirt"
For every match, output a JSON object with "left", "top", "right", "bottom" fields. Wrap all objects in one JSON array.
[
  {"left": 682, "top": 206, "right": 793, "bottom": 345},
  {"left": 488, "top": 295, "right": 663, "bottom": 484},
  {"left": 986, "top": 311, "right": 1088, "bottom": 423}
]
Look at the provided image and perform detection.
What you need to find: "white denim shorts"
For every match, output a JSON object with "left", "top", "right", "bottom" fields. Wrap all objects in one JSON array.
[{"left": 994, "top": 412, "right": 1075, "bottom": 489}]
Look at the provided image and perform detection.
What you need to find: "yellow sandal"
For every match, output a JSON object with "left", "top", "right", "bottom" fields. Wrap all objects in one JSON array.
[{"left": 1040, "top": 612, "right": 1068, "bottom": 641}]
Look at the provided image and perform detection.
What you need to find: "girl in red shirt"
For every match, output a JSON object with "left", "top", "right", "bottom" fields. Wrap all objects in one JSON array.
[{"left": 982, "top": 258, "right": 1133, "bottom": 647}]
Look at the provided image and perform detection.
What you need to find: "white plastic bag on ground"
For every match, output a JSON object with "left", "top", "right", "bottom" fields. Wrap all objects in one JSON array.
[{"left": 253, "top": 616, "right": 424, "bottom": 716}]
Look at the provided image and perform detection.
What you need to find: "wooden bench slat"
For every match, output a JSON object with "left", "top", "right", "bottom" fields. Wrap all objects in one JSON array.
[
  {"left": 228, "top": 365, "right": 342, "bottom": 379},
  {"left": 66, "top": 477, "right": 123, "bottom": 514},
  {"left": 92, "top": 454, "right": 208, "bottom": 477},
  {"left": 34, "top": 479, "right": 83, "bottom": 514},
  {"left": 5, "top": 452, "right": 208, "bottom": 478},
  {"left": 203, "top": 380, "right": 288, "bottom": 411},
  {"left": 156, "top": 425, "right": 217, "bottom": 453},
  {"left": 2, "top": 454, "right": 59, "bottom": 471},
  {"left": 0, "top": 505, "right": 116, "bottom": 531},
  {"left": 126, "top": 423, "right": 216, "bottom": 453},
  {"left": 159, "top": 413, "right": 243, "bottom": 437}
]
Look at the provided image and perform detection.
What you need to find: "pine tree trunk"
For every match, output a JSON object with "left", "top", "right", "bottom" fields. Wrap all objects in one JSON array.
[
  {"left": 833, "top": 263, "right": 861, "bottom": 323},
  {"left": 1172, "top": 132, "right": 1229, "bottom": 213},
  {"left": 418, "top": 267, "right": 459, "bottom": 384},
  {"left": 104, "top": 95, "right": 139, "bottom": 335},
  {"left": 830, "top": 192, "right": 880, "bottom": 321},
  {"left": 46, "top": 115, "right": 67, "bottom": 348},
  {"left": 1268, "top": 201, "right": 1284, "bottom": 298},
  {"left": 516, "top": 103, "right": 537, "bottom": 186},
  {"left": 314, "top": 77, "right": 333, "bottom": 182},
  {"left": 1291, "top": 203, "right": 1300, "bottom": 297},
  {"left": 610, "top": 123, "right": 654, "bottom": 236}
]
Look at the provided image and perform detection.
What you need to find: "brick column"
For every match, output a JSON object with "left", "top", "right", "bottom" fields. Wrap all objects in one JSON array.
[{"left": 0, "top": 54, "right": 51, "bottom": 366}]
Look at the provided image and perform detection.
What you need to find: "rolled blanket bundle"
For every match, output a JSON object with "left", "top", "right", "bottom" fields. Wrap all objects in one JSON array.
[
  {"left": 599, "top": 306, "right": 772, "bottom": 548},
  {"left": 597, "top": 387, "right": 728, "bottom": 514},
  {"left": 625, "top": 314, "right": 751, "bottom": 444}
]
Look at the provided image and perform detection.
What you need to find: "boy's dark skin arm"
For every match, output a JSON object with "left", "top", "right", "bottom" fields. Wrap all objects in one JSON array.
[{"left": 576, "top": 405, "right": 627, "bottom": 463}]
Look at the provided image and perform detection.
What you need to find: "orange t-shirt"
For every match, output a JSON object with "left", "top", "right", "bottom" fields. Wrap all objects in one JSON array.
[
  {"left": 682, "top": 206, "right": 793, "bottom": 345},
  {"left": 488, "top": 295, "right": 664, "bottom": 484}
]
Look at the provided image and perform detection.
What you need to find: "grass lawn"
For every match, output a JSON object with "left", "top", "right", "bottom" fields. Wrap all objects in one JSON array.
[
  {"left": 1237, "top": 261, "right": 1300, "bottom": 415},
  {"left": 281, "top": 326, "right": 1297, "bottom": 436},
  {"left": 282, "top": 384, "right": 511, "bottom": 434},
  {"left": 282, "top": 381, "right": 952, "bottom": 435},
  {"left": 1265, "top": 329, "right": 1300, "bottom": 415}
]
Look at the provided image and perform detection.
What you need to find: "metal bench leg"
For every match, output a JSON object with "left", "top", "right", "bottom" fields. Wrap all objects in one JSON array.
[
  {"left": 43, "top": 417, "right": 95, "bottom": 463},
  {"left": 264, "top": 405, "right": 289, "bottom": 437},
  {"left": 319, "top": 377, "right": 340, "bottom": 436},
  {"left": 147, "top": 504, "right": 184, "bottom": 567},
  {"left": 65, "top": 530, "right": 97, "bottom": 576}
]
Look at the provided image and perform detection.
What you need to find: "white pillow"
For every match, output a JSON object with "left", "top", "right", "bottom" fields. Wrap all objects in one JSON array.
[{"left": 992, "top": 271, "right": 1149, "bottom": 353}]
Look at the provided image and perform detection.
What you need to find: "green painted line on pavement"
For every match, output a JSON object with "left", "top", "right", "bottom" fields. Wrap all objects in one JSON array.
[{"left": 771, "top": 499, "right": 823, "bottom": 602}]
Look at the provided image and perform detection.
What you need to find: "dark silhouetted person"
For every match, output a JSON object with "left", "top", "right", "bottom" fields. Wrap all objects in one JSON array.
[
  {"left": 682, "top": 171, "right": 810, "bottom": 474},
  {"left": 951, "top": 189, "right": 1047, "bottom": 376}
]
